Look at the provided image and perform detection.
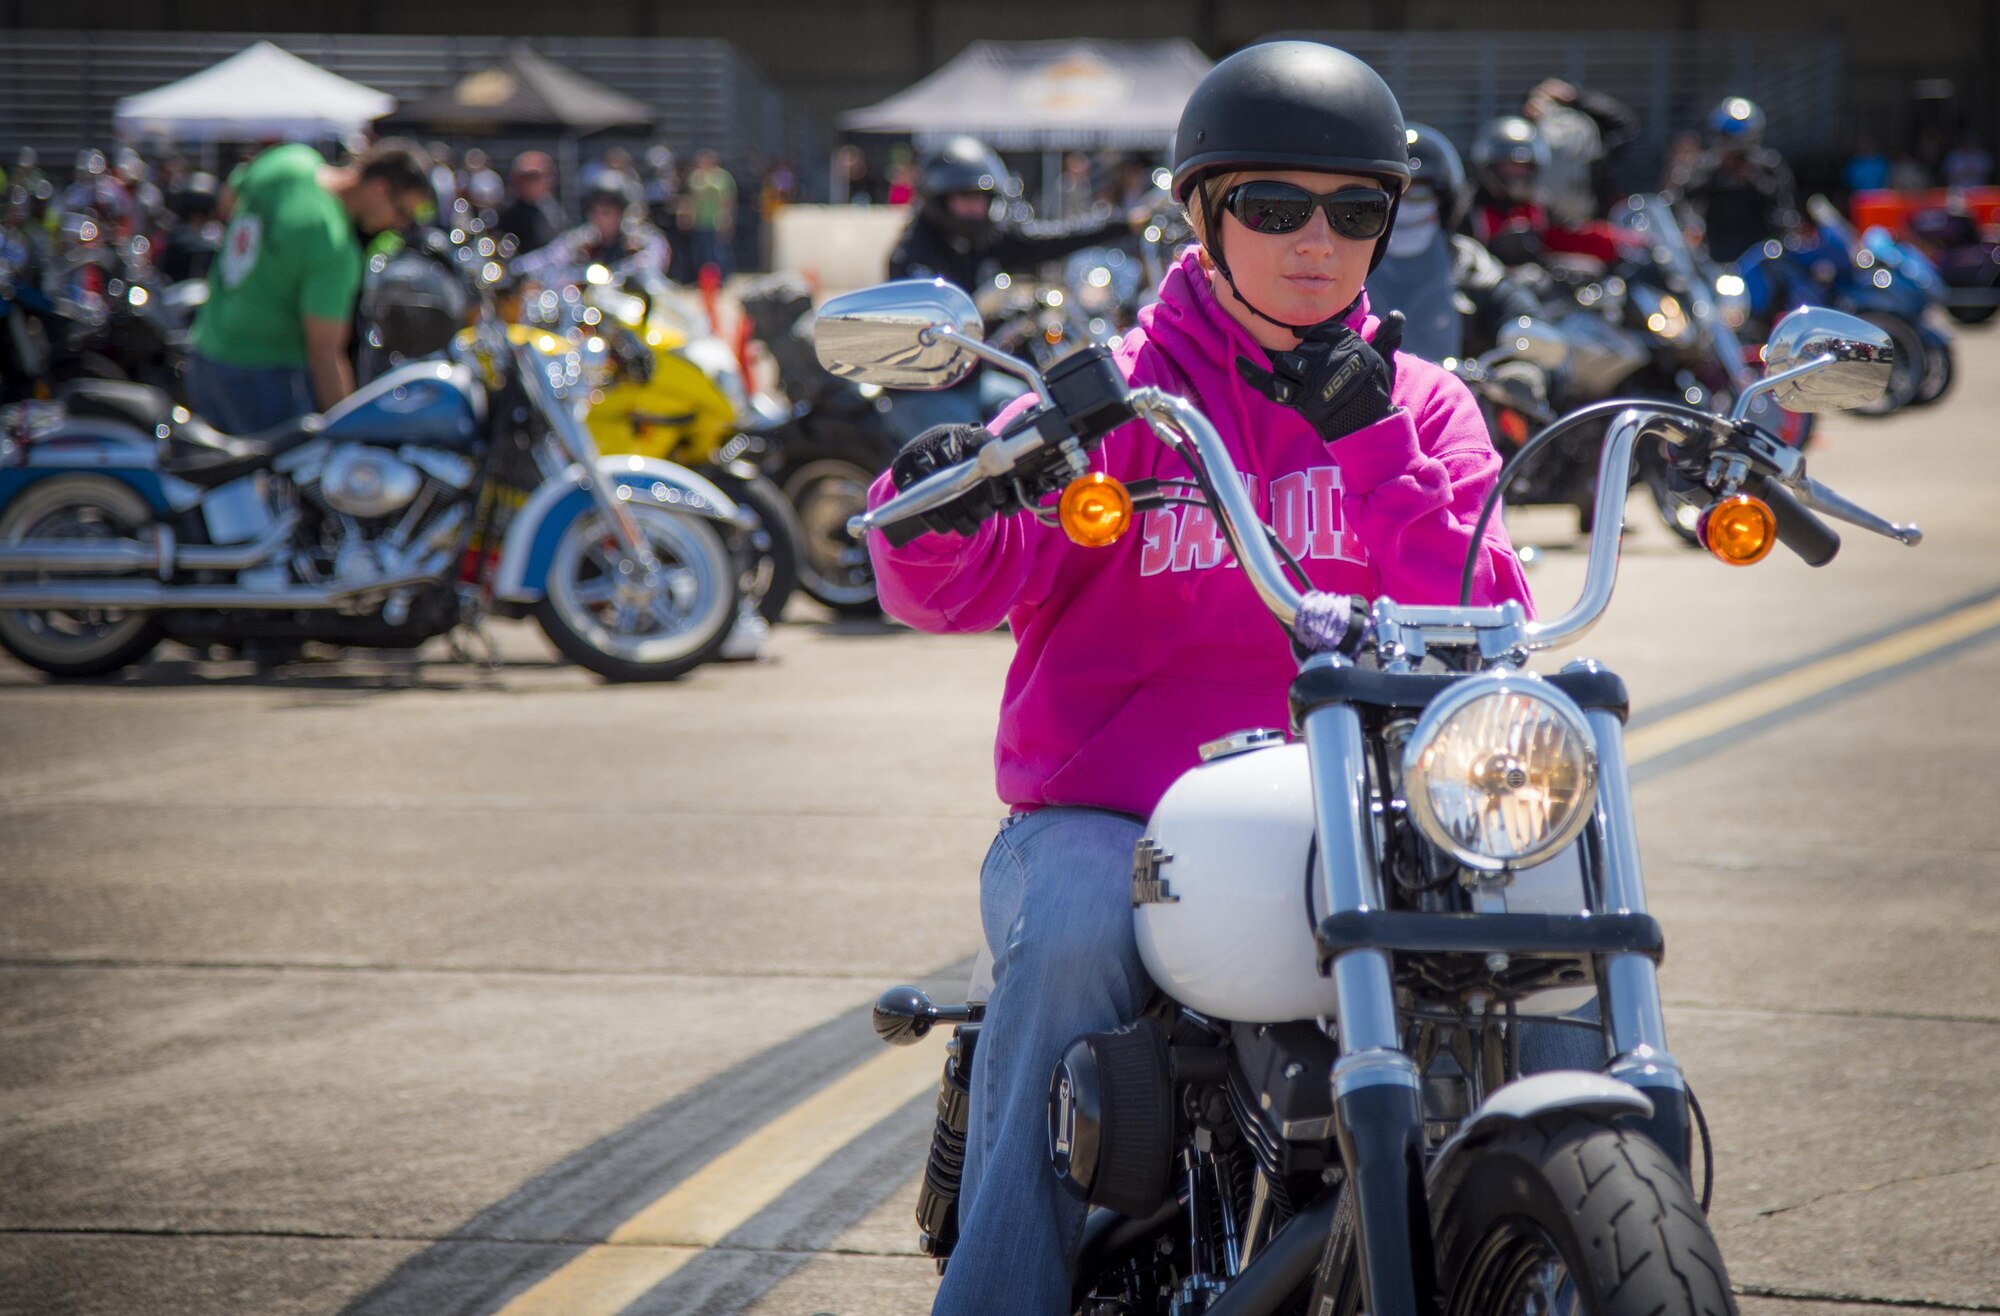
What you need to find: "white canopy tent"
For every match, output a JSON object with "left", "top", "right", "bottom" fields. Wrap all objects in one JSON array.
[
  {"left": 114, "top": 41, "right": 396, "bottom": 143},
  {"left": 841, "top": 39, "right": 1211, "bottom": 151},
  {"left": 841, "top": 39, "right": 1210, "bottom": 210}
]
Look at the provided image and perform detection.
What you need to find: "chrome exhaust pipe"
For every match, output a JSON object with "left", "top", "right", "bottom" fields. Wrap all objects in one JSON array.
[
  {"left": 0, "top": 569, "right": 432, "bottom": 612},
  {"left": 0, "top": 512, "right": 298, "bottom": 575}
]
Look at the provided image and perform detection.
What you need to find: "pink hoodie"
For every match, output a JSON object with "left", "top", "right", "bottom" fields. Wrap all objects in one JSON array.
[{"left": 868, "top": 248, "right": 1534, "bottom": 819}]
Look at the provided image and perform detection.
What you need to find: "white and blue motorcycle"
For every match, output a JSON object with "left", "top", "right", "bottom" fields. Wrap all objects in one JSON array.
[{"left": 0, "top": 308, "right": 753, "bottom": 681}]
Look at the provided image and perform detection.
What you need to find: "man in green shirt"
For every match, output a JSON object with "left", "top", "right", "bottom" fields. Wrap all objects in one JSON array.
[
  {"left": 189, "top": 139, "right": 432, "bottom": 434},
  {"left": 681, "top": 149, "right": 737, "bottom": 279}
]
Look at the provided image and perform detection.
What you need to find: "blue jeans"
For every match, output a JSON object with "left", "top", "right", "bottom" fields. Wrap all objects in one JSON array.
[
  {"left": 938, "top": 807, "right": 1151, "bottom": 1316},
  {"left": 934, "top": 808, "right": 1605, "bottom": 1316},
  {"left": 184, "top": 353, "right": 314, "bottom": 436},
  {"left": 690, "top": 227, "right": 731, "bottom": 279}
]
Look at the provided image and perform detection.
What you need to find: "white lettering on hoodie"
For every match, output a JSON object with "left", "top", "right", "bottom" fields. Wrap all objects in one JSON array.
[{"left": 1136, "top": 466, "right": 1367, "bottom": 577}]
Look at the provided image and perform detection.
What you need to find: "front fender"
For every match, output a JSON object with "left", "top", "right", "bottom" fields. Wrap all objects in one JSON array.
[
  {"left": 492, "top": 455, "right": 746, "bottom": 603},
  {"left": 1427, "top": 1072, "right": 1653, "bottom": 1187}
]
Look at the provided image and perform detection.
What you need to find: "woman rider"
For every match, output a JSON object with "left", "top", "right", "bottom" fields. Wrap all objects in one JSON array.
[{"left": 865, "top": 43, "right": 1534, "bottom": 1315}]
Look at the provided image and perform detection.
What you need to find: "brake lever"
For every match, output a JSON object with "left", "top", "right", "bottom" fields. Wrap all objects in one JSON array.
[{"left": 1791, "top": 475, "right": 1923, "bottom": 546}]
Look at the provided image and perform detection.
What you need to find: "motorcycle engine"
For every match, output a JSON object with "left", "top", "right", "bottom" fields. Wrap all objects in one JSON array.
[{"left": 320, "top": 444, "right": 424, "bottom": 519}]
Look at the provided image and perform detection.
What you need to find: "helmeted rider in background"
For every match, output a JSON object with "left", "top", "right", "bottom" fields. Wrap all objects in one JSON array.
[
  {"left": 887, "top": 136, "right": 1145, "bottom": 294},
  {"left": 512, "top": 173, "right": 670, "bottom": 285},
  {"left": 865, "top": 43, "right": 1534, "bottom": 1316},
  {"left": 1671, "top": 97, "right": 1798, "bottom": 264},
  {"left": 1368, "top": 122, "right": 1545, "bottom": 363},
  {"left": 1469, "top": 115, "right": 1632, "bottom": 269},
  {"left": 1523, "top": 78, "right": 1640, "bottom": 225}
]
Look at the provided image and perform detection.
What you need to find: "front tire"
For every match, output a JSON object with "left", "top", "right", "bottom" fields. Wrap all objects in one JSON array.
[
  {"left": 0, "top": 475, "right": 164, "bottom": 678},
  {"left": 1913, "top": 334, "right": 1954, "bottom": 407},
  {"left": 704, "top": 467, "right": 802, "bottom": 625},
  {"left": 780, "top": 444, "right": 886, "bottom": 617},
  {"left": 533, "top": 503, "right": 738, "bottom": 681},
  {"left": 1432, "top": 1114, "right": 1734, "bottom": 1316}
]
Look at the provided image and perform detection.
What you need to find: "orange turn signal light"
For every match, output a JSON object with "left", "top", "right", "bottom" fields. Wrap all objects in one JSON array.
[
  {"left": 1697, "top": 493, "right": 1777, "bottom": 567},
  {"left": 1058, "top": 473, "right": 1133, "bottom": 547}
]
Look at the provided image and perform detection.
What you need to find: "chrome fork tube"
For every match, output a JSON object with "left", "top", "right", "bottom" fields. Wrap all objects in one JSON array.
[
  {"left": 1584, "top": 703, "right": 1692, "bottom": 1173},
  {"left": 1301, "top": 655, "right": 1429, "bottom": 1316}
]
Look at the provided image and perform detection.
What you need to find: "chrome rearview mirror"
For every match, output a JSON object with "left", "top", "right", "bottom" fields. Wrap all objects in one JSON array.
[
  {"left": 1757, "top": 306, "right": 1895, "bottom": 413},
  {"left": 812, "top": 279, "right": 984, "bottom": 390}
]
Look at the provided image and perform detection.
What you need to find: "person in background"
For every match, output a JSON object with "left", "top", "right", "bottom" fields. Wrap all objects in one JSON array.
[
  {"left": 1469, "top": 116, "right": 1631, "bottom": 267},
  {"left": 459, "top": 148, "right": 504, "bottom": 219},
  {"left": 682, "top": 149, "right": 737, "bottom": 278},
  {"left": 1057, "top": 151, "right": 1096, "bottom": 220},
  {"left": 886, "top": 159, "right": 917, "bottom": 207},
  {"left": 1370, "top": 123, "right": 1544, "bottom": 364},
  {"left": 495, "top": 151, "right": 564, "bottom": 256},
  {"left": 424, "top": 142, "right": 458, "bottom": 213},
  {"left": 1844, "top": 136, "right": 1892, "bottom": 195},
  {"left": 1888, "top": 151, "right": 1933, "bottom": 192},
  {"left": 1943, "top": 136, "right": 1993, "bottom": 189},
  {"left": 512, "top": 173, "right": 669, "bottom": 285},
  {"left": 888, "top": 136, "right": 1149, "bottom": 293},
  {"left": 187, "top": 139, "right": 433, "bottom": 434},
  {"left": 1673, "top": 97, "right": 1797, "bottom": 263},
  {"left": 113, "top": 147, "right": 166, "bottom": 238},
  {"left": 1524, "top": 77, "right": 1639, "bottom": 222},
  {"left": 759, "top": 156, "right": 797, "bottom": 269},
  {"left": 642, "top": 145, "right": 678, "bottom": 229}
]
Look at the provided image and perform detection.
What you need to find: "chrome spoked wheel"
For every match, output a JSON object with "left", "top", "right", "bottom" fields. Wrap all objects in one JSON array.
[
  {"left": 535, "top": 504, "right": 737, "bottom": 680},
  {"left": 783, "top": 457, "right": 881, "bottom": 613},
  {"left": 1451, "top": 1222, "right": 1582, "bottom": 1316},
  {"left": 0, "top": 475, "right": 164, "bottom": 677}
]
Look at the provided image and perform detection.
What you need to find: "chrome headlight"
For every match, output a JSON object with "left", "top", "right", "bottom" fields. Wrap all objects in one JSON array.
[{"left": 1402, "top": 675, "right": 1598, "bottom": 872}]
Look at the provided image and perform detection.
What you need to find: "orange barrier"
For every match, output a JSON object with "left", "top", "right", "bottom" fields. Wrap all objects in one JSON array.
[{"left": 1850, "top": 187, "right": 2000, "bottom": 237}]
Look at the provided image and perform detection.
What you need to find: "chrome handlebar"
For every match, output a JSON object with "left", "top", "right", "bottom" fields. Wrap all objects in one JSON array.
[{"left": 850, "top": 375, "right": 1917, "bottom": 661}]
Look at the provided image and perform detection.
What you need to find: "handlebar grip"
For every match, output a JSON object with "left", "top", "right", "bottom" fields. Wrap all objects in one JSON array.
[
  {"left": 1749, "top": 472, "right": 1841, "bottom": 567},
  {"left": 881, "top": 515, "right": 929, "bottom": 549}
]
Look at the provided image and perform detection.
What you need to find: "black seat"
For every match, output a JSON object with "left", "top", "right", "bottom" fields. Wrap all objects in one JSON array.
[{"left": 58, "top": 377, "right": 325, "bottom": 488}]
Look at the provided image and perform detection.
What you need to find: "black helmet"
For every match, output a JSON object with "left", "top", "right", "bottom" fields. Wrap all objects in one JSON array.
[
  {"left": 1170, "top": 41, "right": 1411, "bottom": 278},
  {"left": 919, "top": 136, "right": 1008, "bottom": 240},
  {"left": 921, "top": 136, "right": 1008, "bottom": 199},
  {"left": 1404, "top": 123, "right": 1469, "bottom": 230},
  {"left": 361, "top": 249, "right": 469, "bottom": 362},
  {"left": 1469, "top": 116, "right": 1549, "bottom": 206}
]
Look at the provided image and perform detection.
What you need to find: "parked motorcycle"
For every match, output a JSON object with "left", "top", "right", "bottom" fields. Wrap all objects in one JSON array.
[
  {"left": 1522, "top": 194, "right": 1804, "bottom": 543},
  {"left": 1734, "top": 195, "right": 1944, "bottom": 416},
  {"left": 827, "top": 279, "right": 1915, "bottom": 1316},
  {"left": 1903, "top": 203, "right": 2000, "bottom": 326},
  {"left": 0, "top": 262, "right": 748, "bottom": 681}
]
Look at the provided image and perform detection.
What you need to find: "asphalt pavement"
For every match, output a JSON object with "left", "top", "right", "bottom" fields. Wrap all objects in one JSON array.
[{"left": 3, "top": 326, "right": 1999, "bottom": 1316}]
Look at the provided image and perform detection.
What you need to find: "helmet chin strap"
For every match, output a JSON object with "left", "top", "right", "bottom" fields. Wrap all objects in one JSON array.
[{"left": 1200, "top": 185, "right": 1366, "bottom": 339}]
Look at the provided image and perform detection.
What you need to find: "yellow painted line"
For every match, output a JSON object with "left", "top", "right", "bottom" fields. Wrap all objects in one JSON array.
[
  {"left": 493, "top": 1035, "right": 944, "bottom": 1316},
  {"left": 1623, "top": 592, "right": 2000, "bottom": 764},
  {"left": 496, "top": 591, "right": 2000, "bottom": 1316}
]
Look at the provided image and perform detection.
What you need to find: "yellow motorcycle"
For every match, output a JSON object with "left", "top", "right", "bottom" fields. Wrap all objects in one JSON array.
[{"left": 520, "top": 276, "right": 801, "bottom": 625}]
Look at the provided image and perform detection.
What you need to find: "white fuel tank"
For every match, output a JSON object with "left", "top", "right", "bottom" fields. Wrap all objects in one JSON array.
[{"left": 1134, "top": 736, "right": 1596, "bottom": 1024}]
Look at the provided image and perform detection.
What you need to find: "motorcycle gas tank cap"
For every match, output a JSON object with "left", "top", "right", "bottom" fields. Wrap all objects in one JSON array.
[{"left": 1198, "top": 728, "right": 1286, "bottom": 762}]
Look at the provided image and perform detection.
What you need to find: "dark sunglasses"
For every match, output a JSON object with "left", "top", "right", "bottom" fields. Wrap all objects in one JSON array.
[{"left": 1222, "top": 181, "right": 1393, "bottom": 240}]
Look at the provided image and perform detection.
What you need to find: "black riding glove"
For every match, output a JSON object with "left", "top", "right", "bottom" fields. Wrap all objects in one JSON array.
[
  {"left": 1236, "top": 311, "right": 1403, "bottom": 444},
  {"left": 888, "top": 423, "right": 1017, "bottom": 538}
]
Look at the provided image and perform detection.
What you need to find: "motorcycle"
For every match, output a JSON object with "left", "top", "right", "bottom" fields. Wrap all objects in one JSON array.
[
  {"left": 1856, "top": 221, "right": 1957, "bottom": 406},
  {"left": 532, "top": 272, "right": 803, "bottom": 627},
  {"left": 1733, "top": 195, "right": 1944, "bottom": 417},
  {"left": 0, "top": 260, "right": 749, "bottom": 681},
  {"left": 825, "top": 278, "right": 1916, "bottom": 1316},
  {"left": 1521, "top": 195, "right": 1804, "bottom": 544},
  {"left": 1902, "top": 203, "right": 2000, "bottom": 326},
  {"left": 1445, "top": 317, "right": 1607, "bottom": 529}
]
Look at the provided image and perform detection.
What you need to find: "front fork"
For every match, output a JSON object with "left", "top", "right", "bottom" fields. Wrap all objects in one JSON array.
[
  {"left": 1301, "top": 683, "right": 1435, "bottom": 1316},
  {"left": 1300, "top": 668, "right": 1690, "bottom": 1316},
  {"left": 1585, "top": 704, "right": 1692, "bottom": 1173}
]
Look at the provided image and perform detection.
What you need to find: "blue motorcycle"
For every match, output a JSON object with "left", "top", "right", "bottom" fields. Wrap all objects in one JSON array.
[
  {"left": 1733, "top": 195, "right": 1948, "bottom": 416},
  {"left": 0, "top": 309, "right": 752, "bottom": 680}
]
